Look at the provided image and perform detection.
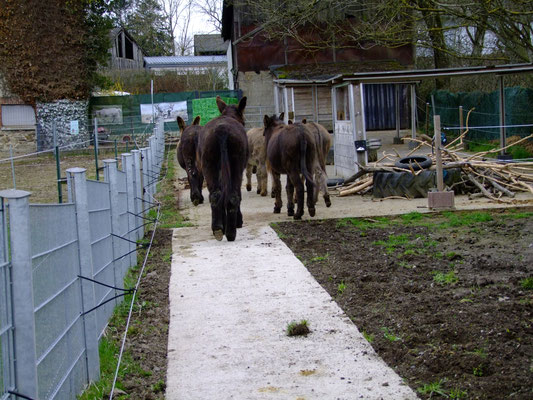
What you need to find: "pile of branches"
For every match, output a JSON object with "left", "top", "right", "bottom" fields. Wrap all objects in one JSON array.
[{"left": 335, "top": 130, "right": 533, "bottom": 203}]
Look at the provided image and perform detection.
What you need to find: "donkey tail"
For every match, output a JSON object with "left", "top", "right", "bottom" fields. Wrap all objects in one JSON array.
[
  {"left": 217, "top": 130, "right": 232, "bottom": 206},
  {"left": 299, "top": 131, "right": 315, "bottom": 185}
]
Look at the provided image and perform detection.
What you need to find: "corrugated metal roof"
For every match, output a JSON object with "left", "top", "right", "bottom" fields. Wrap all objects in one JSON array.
[
  {"left": 144, "top": 55, "right": 227, "bottom": 68},
  {"left": 194, "top": 34, "right": 228, "bottom": 55}
]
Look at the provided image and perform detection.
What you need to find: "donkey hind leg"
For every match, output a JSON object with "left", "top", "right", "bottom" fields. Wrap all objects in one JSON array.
[
  {"left": 289, "top": 172, "right": 305, "bottom": 220},
  {"left": 258, "top": 164, "right": 268, "bottom": 196},
  {"left": 305, "top": 174, "right": 316, "bottom": 217},
  {"left": 246, "top": 163, "right": 253, "bottom": 192},
  {"left": 272, "top": 172, "right": 283, "bottom": 213},
  {"left": 316, "top": 167, "right": 331, "bottom": 207},
  {"left": 209, "top": 189, "right": 225, "bottom": 241},
  {"left": 285, "top": 177, "right": 295, "bottom": 217},
  {"left": 225, "top": 167, "right": 244, "bottom": 241}
]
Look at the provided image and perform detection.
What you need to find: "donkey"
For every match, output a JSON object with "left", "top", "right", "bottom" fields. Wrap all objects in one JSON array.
[
  {"left": 177, "top": 115, "right": 204, "bottom": 206},
  {"left": 197, "top": 96, "right": 248, "bottom": 241},
  {"left": 245, "top": 126, "right": 268, "bottom": 196},
  {"left": 299, "top": 119, "right": 332, "bottom": 207},
  {"left": 263, "top": 114, "right": 318, "bottom": 220}
]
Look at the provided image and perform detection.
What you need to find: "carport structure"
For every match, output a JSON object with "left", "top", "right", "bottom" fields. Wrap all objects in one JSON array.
[{"left": 273, "top": 63, "right": 533, "bottom": 178}]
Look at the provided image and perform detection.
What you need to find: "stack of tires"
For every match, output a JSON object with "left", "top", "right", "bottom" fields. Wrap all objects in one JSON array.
[{"left": 373, "top": 156, "right": 461, "bottom": 198}]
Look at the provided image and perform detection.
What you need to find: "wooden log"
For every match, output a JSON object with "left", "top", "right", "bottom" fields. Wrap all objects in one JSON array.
[{"left": 339, "top": 178, "right": 374, "bottom": 197}]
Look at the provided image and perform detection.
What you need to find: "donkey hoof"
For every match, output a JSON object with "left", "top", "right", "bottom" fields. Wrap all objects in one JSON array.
[
  {"left": 325, "top": 198, "right": 331, "bottom": 207},
  {"left": 246, "top": 184, "right": 252, "bottom": 191},
  {"left": 287, "top": 209, "right": 294, "bottom": 217},
  {"left": 192, "top": 199, "right": 200, "bottom": 206},
  {"left": 293, "top": 214, "right": 302, "bottom": 220},
  {"left": 213, "top": 229, "right": 224, "bottom": 241},
  {"left": 260, "top": 191, "right": 267, "bottom": 197},
  {"left": 273, "top": 207, "right": 281, "bottom": 214},
  {"left": 309, "top": 208, "right": 316, "bottom": 217}
]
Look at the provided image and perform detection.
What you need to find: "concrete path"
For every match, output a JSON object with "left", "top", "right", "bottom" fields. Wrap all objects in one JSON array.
[{"left": 166, "top": 134, "right": 532, "bottom": 399}]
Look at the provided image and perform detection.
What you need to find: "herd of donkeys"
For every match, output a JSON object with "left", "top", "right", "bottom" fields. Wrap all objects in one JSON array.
[{"left": 176, "top": 96, "right": 332, "bottom": 242}]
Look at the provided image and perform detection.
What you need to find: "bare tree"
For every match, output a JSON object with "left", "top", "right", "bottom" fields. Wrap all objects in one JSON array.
[
  {"left": 159, "top": 0, "right": 194, "bottom": 54},
  {"left": 175, "top": 0, "right": 194, "bottom": 55},
  {"left": 194, "top": 0, "right": 223, "bottom": 32}
]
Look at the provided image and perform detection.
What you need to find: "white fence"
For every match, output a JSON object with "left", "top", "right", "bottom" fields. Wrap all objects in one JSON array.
[{"left": 0, "top": 121, "right": 165, "bottom": 400}]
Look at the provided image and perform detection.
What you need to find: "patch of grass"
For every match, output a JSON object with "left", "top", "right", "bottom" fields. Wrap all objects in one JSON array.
[
  {"left": 520, "top": 277, "right": 533, "bottom": 290},
  {"left": 270, "top": 222, "right": 288, "bottom": 239},
  {"left": 440, "top": 211, "right": 493, "bottom": 228},
  {"left": 381, "top": 327, "right": 401, "bottom": 342},
  {"left": 501, "top": 210, "right": 533, "bottom": 219},
  {"left": 449, "top": 387, "right": 468, "bottom": 399},
  {"left": 336, "top": 216, "right": 392, "bottom": 231},
  {"left": 401, "top": 211, "right": 425, "bottom": 223},
  {"left": 337, "top": 281, "right": 347, "bottom": 294},
  {"left": 151, "top": 379, "right": 166, "bottom": 393},
  {"left": 152, "top": 148, "right": 193, "bottom": 229},
  {"left": 310, "top": 253, "right": 329, "bottom": 262},
  {"left": 433, "top": 269, "right": 459, "bottom": 285},
  {"left": 417, "top": 378, "right": 448, "bottom": 397},
  {"left": 287, "top": 320, "right": 310, "bottom": 336},
  {"left": 362, "top": 330, "right": 375, "bottom": 343},
  {"left": 373, "top": 233, "right": 412, "bottom": 254}
]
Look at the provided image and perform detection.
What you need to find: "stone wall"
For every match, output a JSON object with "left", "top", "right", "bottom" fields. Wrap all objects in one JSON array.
[
  {"left": 35, "top": 99, "right": 90, "bottom": 151},
  {"left": 0, "top": 129, "right": 37, "bottom": 158}
]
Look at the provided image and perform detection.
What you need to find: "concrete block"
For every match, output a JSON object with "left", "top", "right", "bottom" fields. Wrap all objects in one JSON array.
[{"left": 428, "top": 190, "right": 455, "bottom": 210}]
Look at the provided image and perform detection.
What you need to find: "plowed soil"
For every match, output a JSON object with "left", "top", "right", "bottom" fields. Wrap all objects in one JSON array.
[{"left": 273, "top": 207, "right": 533, "bottom": 399}]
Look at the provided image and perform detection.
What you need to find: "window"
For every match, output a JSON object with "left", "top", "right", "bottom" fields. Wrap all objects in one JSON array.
[
  {"left": 1, "top": 104, "right": 36, "bottom": 129},
  {"left": 125, "top": 35, "right": 134, "bottom": 60}
]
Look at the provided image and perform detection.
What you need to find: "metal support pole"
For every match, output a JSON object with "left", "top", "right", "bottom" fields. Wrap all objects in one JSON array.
[
  {"left": 498, "top": 75, "right": 507, "bottom": 157},
  {"left": 121, "top": 153, "right": 136, "bottom": 268},
  {"left": 395, "top": 84, "right": 400, "bottom": 143},
  {"left": 433, "top": 116, "right": 444, "bottom": 192},
  {"left": 53, "top": 121, "right": 63, "bottom": 203},
  {"left": 410, "top": 84, "right": 417, "bottom": 149},
  {"left": 103, "top": 159, "right": 123, "bottom": 303},
  {"left": 283, "top": 87, "right": 289, "bottom": 124},
  {"left": 0, "top": 189, "right": 38, "bottom": 399},
  {"left": 131, "top": 150, "right": 143, "bottom": 240},
  {"left": 66, "top": 168, "right": 100, "bottom": 382},
  {"left": 94, "top": 118, "right": 100, "bottom": 181},
  {"left": 459, "top": 105, "right": 465, "bottom": 150},
  {"left": 274, "top": 85, "right": 280, "bottom": 115}
]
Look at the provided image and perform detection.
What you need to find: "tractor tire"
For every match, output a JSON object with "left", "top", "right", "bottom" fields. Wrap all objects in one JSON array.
[
  {"left": 394, "top": 156, "right": 432, "bottom": 171},
  {"left": 373, "top": 169, "right": 461, "bottom": 198}
]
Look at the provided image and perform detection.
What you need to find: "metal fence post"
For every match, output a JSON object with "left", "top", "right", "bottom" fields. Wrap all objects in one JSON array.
[
  {"left": 103, "top": 160, "right": 122, "bottom": 305},
  {"left": 0, "top": 189, "right": 38, "bottom": 399},
  {"left": 66, "top": 168, "right": 100, "bottom": 383},
  {"left": 121, "top": 154, "right": 137, "bottom": 268},
  {"left": 140, "top": 147, "right": 149, "bottom": 216},
  {"left": 131, "top": 150, "right": 143, "bottom": 241}
]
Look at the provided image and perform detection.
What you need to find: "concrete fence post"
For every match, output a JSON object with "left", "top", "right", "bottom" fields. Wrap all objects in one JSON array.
[
  {"left": 0, "top": 189, "right": 38, "bottom": 399},
  {"left": 66, "top": 168, "right": 100, "bottom": 382},
  {"left": 140, "top": 147, "right": 149, "bottom": 215},
  {"left": 145, "top": 144, "right": 154, "bottom": 201},
  {"left": 131, "top": 150, "right": 143, "bottom": 241},
  {"left": 121, "top": 154, "right": 137, "bottom": 268},
  {"left": 103, "top": 160, "right": 123, "bottom": 303}
]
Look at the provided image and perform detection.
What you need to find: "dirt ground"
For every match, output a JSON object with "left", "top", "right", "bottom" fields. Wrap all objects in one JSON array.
[{"left": 274, "top": 208, "right": 533, "bottom": 399}]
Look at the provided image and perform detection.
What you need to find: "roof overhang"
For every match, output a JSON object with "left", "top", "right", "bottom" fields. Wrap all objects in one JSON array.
[{"left": 274, "top": 63, "right": 533, "bottom": 86}]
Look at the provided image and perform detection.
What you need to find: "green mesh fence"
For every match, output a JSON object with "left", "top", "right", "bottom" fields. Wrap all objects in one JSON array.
[
  {"left": 191, "top": 97, "right": 238, "bottom": 126},
  {"left": 429, "top": 87, "right": 533, "bottom": 142},
  {"left": 88, "top": 90, "right": 241, "bottom": 139}
]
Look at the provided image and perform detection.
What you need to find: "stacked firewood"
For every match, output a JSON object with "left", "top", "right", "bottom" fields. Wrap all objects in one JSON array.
[{"left": 335, "top": 132, "right": 533, "bottom": 203}]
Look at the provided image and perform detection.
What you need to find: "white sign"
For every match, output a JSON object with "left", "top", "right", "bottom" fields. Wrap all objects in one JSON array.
[
  {"left": 141, "top": 101, "right": 187, "bottom": 124},
  {"left": 70, "top": 120, "right": 79, "bottom": 135}
]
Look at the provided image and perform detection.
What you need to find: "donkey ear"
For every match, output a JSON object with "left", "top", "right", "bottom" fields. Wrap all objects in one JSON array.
[
  {"left": 263, "top": 114, "right": 271, "bottom": 128},
  {"left": 238, "top": 96, "right": 247, "bottom": 113},
  {"left": 216, "top": 96, "right": 226, "bottom": 113},
  {"left": 177, "top": 116, "right": 186, "bottom": 132},
  {"left": 302, "top": 118, "right": 307, "bottom": 124},
  {"left": 279, "top": 112, "right": 284, "bottom": 121},
  {"left": 192, "top": 116, "right": 201, "bottom": 125}
]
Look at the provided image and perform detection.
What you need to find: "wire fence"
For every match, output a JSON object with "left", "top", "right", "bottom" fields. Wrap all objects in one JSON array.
[{"left": 0, "top": 120, "right": 166, "bottom": 400}]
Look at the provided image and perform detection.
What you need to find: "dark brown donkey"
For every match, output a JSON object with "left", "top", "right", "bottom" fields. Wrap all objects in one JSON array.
[
  {"left": 177, "top": 115, "right": 204, "bottom": 206},
  {"left": 197, "top": 96, "right": 248, "bottom": 241},
  {"left": 263, "top": 114, "right": 317, "bottom": 220}
]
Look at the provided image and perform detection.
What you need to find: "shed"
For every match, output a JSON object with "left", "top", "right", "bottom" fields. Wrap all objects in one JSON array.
[
  {"left": 108, "top": 27, "right": 145, "bottom": 70},
  {"left": 275, "top": 63, "right": 533, "bottom": 178}
]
